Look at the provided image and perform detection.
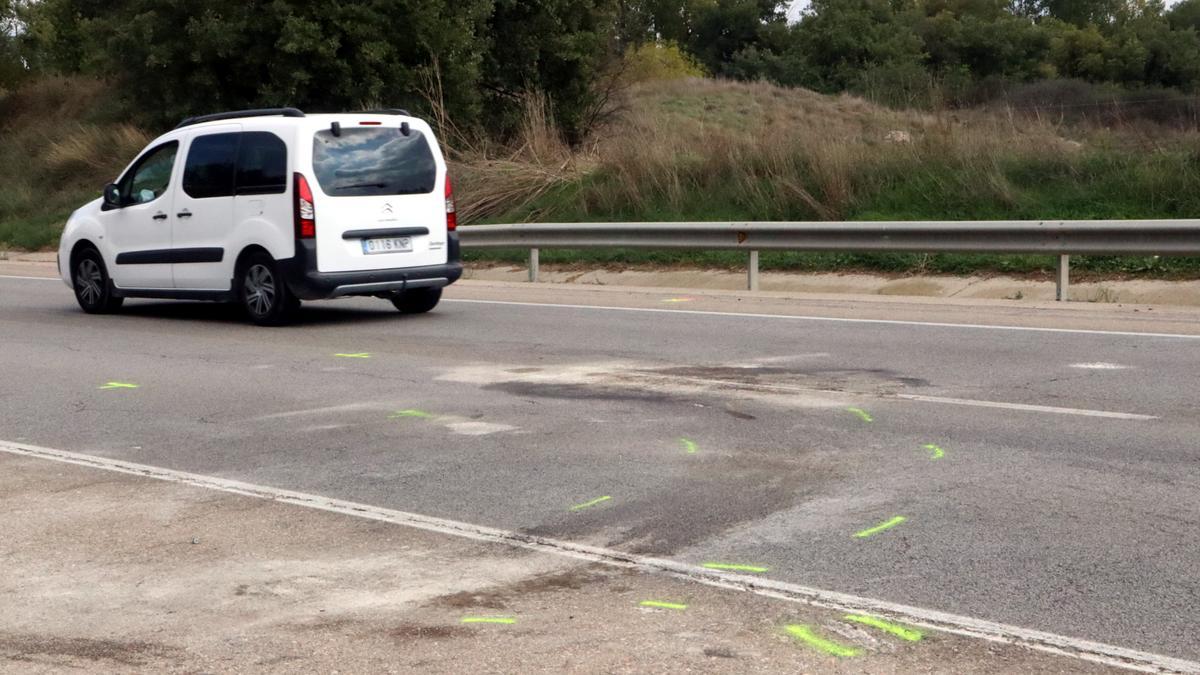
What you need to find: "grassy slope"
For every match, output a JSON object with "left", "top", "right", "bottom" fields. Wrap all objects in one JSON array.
[
  {"left": 461, "top": 78, "right": 1200, "bottom": 278},
  {"left": 3, "top": 76, "right": 1199, "bottom": 278},
  {"left": 0, "top": 78, "right": 150, "bottom": 250}
]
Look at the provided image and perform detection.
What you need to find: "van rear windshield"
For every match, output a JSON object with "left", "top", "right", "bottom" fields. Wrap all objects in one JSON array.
[{"left": 312, "top": 127, "right": 436, "bottom": 197}]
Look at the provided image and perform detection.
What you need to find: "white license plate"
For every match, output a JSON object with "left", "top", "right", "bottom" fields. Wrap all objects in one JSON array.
[{"left": 362, "top": 236, "right": 412, "bottom": 254}]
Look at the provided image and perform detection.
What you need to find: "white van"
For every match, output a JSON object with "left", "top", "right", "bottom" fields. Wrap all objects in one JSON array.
[{"left": 57, "top": 107, "right": 461, "bottom": 325}]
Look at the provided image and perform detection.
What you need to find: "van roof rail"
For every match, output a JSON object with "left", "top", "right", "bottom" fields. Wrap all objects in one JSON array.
[
  {"left": 175, "top": 107, "right": 306, "bottom": 129},
  {"left": 359, "top": 108, "right": 411, "bottom": 116}
]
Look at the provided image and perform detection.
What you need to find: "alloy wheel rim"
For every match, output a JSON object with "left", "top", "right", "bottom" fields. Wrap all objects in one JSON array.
[
  {"left": 75, "top": 259, "right": 103, "bottom": 306},
  {"left": 244, "top": 264, "right": 276, "bottom": 316}
]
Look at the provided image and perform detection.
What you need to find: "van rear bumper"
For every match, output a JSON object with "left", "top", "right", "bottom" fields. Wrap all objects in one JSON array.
[{"left": 279, "top": 234, "right": 462, "bottom": 300}]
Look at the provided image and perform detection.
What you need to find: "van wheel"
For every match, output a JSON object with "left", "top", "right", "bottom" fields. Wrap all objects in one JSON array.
[
  {"left": 72, "top": 248, "right": 124, "bottom": 314},
  {"left": 391, "top": 288, "right": 441, "bottom": 314},
  {"left": 238, "top": 252, "right": 299, "bottom": 326}
]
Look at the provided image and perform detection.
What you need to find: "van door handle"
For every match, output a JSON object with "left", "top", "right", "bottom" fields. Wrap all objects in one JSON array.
[
  {"left": 152, "top": 212, "right": 168, "bottom": 221},
  {"left": 176, "top": 210, "right": 192, "bottom": 219}
]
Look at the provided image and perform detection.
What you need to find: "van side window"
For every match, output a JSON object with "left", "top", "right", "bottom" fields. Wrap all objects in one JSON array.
[
  {"left": 120, "top": 141, "right": 179, "bottom": 205},
  {"left": 183, "top": 133, "right": 239, "bottom": 199},
  {"left": 235, "top": 132, "right": 287, "bottom": 195}
]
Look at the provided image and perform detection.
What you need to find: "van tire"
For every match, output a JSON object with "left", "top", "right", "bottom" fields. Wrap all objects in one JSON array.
[
  {"left": 391, "top": 288, "right": 441, "bottom": 314},
  {"left": 237, "top": 251, "right": 299, "bottom": 326},
  {"left": 72, "top": 247, "right": 124, "bottom": 314}
]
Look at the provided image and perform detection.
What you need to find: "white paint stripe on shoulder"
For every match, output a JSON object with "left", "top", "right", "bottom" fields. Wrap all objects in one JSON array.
[
  {"left": 895, "top": 394, "right": 1159, "bottom": 420},
  {"left": 445, "top": 298, "right": 1200, "bottom": 340},
  {"left": 0, "top": 440, "right": 1194, "bottom": 674}
]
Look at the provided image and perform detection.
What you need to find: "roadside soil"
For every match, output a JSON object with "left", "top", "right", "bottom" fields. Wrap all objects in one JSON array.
[
  {"left": 8, "top": 251, "right": 1200, "bottom": 306},
  {"left": 0, "top": 452, "right": 1118, "bottom": 674},
  {"left": 464, "top": 263, "right": 1200, "bottom": 306}
]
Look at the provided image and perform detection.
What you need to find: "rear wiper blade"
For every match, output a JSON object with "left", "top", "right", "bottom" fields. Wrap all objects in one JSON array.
[{"left": 332, "top": 182, "right": 389, "bottom": 190}]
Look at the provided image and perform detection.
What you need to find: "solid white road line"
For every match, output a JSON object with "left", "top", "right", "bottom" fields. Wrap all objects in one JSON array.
[
  {"left": 1, "top": 440, "right": 1195, "bottom": 674},
  {"left": 895, "top": 393, "right": 1159, "bottom": 420},
  {"left": 446, "top": 298, "right": 1200, "bottom": 340},
  {"left": 0, "top": 274, "right": 59, "bottom": 281},
  {"left": 7, "top": 274, "right": 1200, "bottom": 340}
]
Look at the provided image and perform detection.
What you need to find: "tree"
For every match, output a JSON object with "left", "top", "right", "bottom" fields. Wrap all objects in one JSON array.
[{"left": 482, "top": 0, "right": 621, "bottom": 144}]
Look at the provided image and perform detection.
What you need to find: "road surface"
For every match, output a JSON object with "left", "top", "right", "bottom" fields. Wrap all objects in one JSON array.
[{"left": 2, "top": 272, "right": 1198, "bottom": 670}]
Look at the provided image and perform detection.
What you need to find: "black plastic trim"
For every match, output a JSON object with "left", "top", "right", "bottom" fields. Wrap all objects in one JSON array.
[
  {"left": 115, "top": 248, "right": 224, "bottom": 265},
  {"left": 175, "top": 107, "right": 305, "bottom": 129},
  {"left": 342, "top": 227, "right": 430, "bottom": 240},
  {"left": 111, "top": 287, "right": 234, "bottom": 302},
  {"left": 278, "top": 233, "right": 461, "bottom": 300},
  {"left": 359, "top": 108, "right": 411, "bottom": 116}
]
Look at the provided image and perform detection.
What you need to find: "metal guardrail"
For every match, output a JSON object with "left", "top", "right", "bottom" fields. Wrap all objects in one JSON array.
[{"left": 457, "top": 220, "right": 1200, "bottom": 300}]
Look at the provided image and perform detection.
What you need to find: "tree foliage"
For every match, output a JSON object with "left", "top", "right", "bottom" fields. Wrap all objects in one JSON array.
[{"left": 8, "top": 0, "right": 1200, "bottom": 138}]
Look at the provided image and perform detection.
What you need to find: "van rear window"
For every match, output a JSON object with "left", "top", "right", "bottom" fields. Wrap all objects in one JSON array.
[{"left": 312, "top": 127, "right": 436, "bottom": 197}]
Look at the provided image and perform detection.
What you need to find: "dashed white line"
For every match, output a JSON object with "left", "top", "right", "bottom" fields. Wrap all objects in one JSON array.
[
  {"left": 894, "top": 394, "right": 1158, "bottom": 420},
  {"left": 0, "top": 439, "right": 1194, "bottom": 674},
  {"left": 1071, "top": 362, "right": 1131, "bottom": 370}
]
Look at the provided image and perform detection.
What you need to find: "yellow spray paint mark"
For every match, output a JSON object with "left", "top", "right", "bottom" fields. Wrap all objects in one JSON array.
[
  {"left": 784, "top": 625, "right": 860, "bottom": 657},
  {"left": 334, "top": 353, "right": 371, "bottom": 358},
  {"left": 854, "top": 515, "right": 907, "bottom": 539},
  {"left": 98, "top": 382, "right": 139, "bottom": 390},
  {"left": 847, "top": 407, "right": 873, "bottom": 423},
  {"left": 662, "top": 297, "right": 694, "bottom": 303},
  {"left": 843, "top": 614, "right": 923, "bottom": 642},
  {"left": 701, "top": 562, "right": 769, "bottom": 573},
  {"left": 679, "top": 437, "right": 699, "bottom": 454},
  {"left": 389, "top": 409, "right": 434, "bottom": 419},
  {"left": 923, "top": 444, "right": 945, "bottom": 460},
  {"left": 640, "top": 600, "right": 688, "bottom": 610},
  {"left": 460, "top": 617, "right": 516, "bottom": 624},
  {"left": 569, "top": 495, "right": 612, "bottom": 512}
]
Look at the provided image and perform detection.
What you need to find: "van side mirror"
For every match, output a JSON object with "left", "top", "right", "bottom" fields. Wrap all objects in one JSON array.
[{"left": 102, "top": 183, "right": 122, "bottom": 209}]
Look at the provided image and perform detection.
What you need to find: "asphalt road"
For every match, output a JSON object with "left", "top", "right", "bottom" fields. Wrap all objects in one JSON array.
[{"left": 2, "top": 274, "right": 1199, "bottom": 664}]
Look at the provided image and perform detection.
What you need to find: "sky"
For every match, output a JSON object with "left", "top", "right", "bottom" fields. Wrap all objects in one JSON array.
[{"left": 786, "top": 0, "right": 1184, "bottom": 22}]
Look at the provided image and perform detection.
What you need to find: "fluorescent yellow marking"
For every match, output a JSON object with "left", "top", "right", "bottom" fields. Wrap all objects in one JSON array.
[
  {"left": 640, "top": 600, "right": 687, "bottom": 610},
  {"left": 847, "top": 407, "right": 873, "bottom": 423},
  {"left": 784, "top": 625, "right": 860, "bottom": 657},
  {"left": 389, "top": 409, "right": 433, "bottom": 419},
  {"left": 843, "top": 614, "right": 923, "bottom": 642},
  {"left": 679, "top": 437, "right": 698, "bottom": 454},
  {"left": 460, "top": 617, "right": 516, "bottom": 624},
  {"left": 662, "top": 297, "right": 694, "bottom": 303},
  {"left": 854, "top": 515, "right": 907, "bottom": 539},
  {"left": 701, "top": 562, "right": 769, "bottom": 573},
  {"left": 569, "top": 495, "right": 612, "bottom": 511},
  {"left": 334, "top": 353, "right": 371, "bottom": 358},
  {"left": 923, "top": 444, "right": 945, "bottom": 460},
  {"left": 98, "top": 382, "right": 139, "bottom": 390}
]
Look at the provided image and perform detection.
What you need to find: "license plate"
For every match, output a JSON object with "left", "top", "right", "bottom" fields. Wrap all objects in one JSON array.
[{"left": 362, "top": 236, "right": 412, "bottom": 254}]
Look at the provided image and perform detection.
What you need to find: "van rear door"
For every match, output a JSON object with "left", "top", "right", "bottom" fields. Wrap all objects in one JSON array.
[{"left": 308, "top": 122, "right": 447, "bottom": 274}]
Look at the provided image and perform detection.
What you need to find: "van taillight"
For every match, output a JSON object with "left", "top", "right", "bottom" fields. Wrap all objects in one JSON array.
[
  {"left": 294, "top": 173, "right": 316, "bottom": 238},
  {"left": 445, "top": 174, "right": 457, "bottom": 231}
]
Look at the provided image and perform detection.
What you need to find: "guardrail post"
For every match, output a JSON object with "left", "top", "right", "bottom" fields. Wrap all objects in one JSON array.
[
  {"left": 748, "top": 250, "right": 760, "bottom": 291},
  {"left": 529, "top": 248, "right": 539, "bottom": 283},
  {"left": 1056, "top": 254, "right": 1070, "bottom": 301}
]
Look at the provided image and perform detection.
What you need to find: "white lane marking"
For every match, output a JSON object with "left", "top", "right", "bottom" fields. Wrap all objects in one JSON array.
[
  {"left": 1071, "top": 362, "right": 1130, "bottom": 370},
  {"left": 895, "top": 394, "right": 1158, "bottom": 420},
  {"left": 0, "top": 274, "right": 59, "bottom": 281},
  {"left": 1, "top": 440, "right": 1194, "bottom": 675},
  {"left": 446, "top": 298, "right": 1200, "bottom": 341},
  {"left": 7, "top": 274, "right": 1200, "bottom": 341}
]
